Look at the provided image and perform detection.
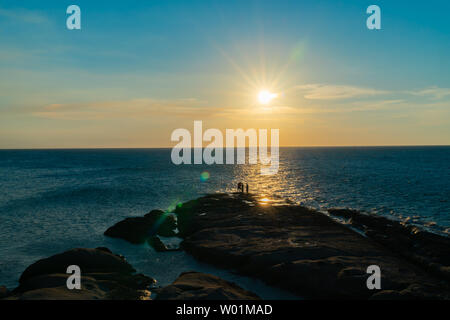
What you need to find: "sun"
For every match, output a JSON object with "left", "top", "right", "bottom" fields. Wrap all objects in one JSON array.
[{"left": 258, "top": 90, "right": 278, "bottom": 105}]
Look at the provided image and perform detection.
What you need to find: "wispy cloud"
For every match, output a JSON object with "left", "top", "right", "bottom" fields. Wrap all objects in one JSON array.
[
  {"left": 32, "top": 98, "right": 218, "bottom": 120},
  {"left": 295, "top": 84, "right": 389, "bottom": 100},
  {"left": 0, "top": 8, "right": 48, "bottom": 24},
  {"left": 407, "top": 87, "right": 450, "bottom": 100}
]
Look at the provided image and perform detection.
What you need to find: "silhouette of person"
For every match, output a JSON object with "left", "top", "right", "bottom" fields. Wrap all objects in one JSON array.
[
  {"left": 246, "top": 183, "right": 249, "bottom": 193},
  {"left": 237, "top": 182, "right": 243, "bottom": 193}
]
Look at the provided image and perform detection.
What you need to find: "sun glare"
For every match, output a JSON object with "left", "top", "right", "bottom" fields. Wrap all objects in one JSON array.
[{"left": 258, "top": 90, "right": 277, "bottom": 105}]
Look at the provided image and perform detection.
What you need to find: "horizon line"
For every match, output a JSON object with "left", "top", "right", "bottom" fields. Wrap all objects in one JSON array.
[{"left": 0, "top": 144, "right": 449, "bottom": 151}]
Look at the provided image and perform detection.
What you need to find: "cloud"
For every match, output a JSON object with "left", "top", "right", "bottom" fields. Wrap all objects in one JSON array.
[
  {"left": 31, "top": 98, "right": 320, "bottom": 123},
  {"left": 25, "top": 84, "right": 450, "bottom": 123},
  {"left": 295, "top": 84, "right": 389, "bottom": 100},
  {"left": 0, "top": 8, "right": 48, "bottom": 24},
  {"left": 32, "top": 98, "right": 223, "bottom": 120},
  {"left": 407, "top": 87, "right": 450, "bottom": 100},
  {"left": 345, "top": 99, "right": 405, "bottom": 112}
]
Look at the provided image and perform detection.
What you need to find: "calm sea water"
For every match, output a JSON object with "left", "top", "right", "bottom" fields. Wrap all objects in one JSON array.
[{"left": 0, "top": 147, "right": 449, "bottom": 293}]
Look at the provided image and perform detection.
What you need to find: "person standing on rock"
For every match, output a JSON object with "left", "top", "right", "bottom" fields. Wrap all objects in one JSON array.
[
  {"left": 237, "top": 182, "right": 243, "bottom": 193},
  {"left": 246, "top": 183, "right": 249, "bottom": 193}
]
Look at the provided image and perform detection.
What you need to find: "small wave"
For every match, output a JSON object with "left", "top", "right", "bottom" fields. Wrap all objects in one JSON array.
[{"left": 0, "top": 186, "right": 156, "bottom": 212}]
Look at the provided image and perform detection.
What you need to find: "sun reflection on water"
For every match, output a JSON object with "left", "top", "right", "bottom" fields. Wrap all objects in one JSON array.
[{"left": 222, "top": 158, "right": 301, "bottom": 204}]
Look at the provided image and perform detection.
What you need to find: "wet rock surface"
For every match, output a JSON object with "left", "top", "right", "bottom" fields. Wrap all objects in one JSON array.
[
  {"left": 155, "top": 271, "right": 260, "bottom": 300},
  {"left": 174, "top": 193, "right": 450, "bottom": 299}
]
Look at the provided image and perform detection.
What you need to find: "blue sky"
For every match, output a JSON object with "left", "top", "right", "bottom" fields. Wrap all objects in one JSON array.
[{"left": 0, "top": 0, "right": 449, "bottom": 147}]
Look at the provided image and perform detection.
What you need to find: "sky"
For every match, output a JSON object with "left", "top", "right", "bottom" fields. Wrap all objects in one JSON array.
[{"left": 0, "top": 0, "right": 449, "bottom": 148}]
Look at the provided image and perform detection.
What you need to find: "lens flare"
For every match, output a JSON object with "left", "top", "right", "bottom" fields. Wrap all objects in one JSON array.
[{"left": 200, "top": 171, "right": 210, "bottom": 182}]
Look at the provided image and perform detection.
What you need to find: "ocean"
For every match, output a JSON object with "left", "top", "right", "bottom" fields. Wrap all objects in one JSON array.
[{"left": 0, "top": 147, "right": 449, "bottom": 295}]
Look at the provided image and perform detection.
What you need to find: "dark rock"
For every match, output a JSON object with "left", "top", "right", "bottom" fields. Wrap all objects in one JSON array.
[
  {"left": 19, "top": 248, "right": 135, "bottom": 283},
  {"left": 175, "top": 193, "right": 450, "bottom": 299},
  {"left": 95, "top": 247, "right": 112, "bottom": 253},
  {"left": 7, "top": 248, "right": 154, "bottom": 300},
  {"left": 147, "top": 236, "right": 182, "bottom": 252},
  {"left": 0, "top": 285, "right": 9, "bottom": 299},
  {"left": 144, "top": 210, "right": 177, "bottom": 237},
  {"left": 155, "top": 272, "right": 260, "bottom": 300},
  {"left": 148, "top": 236, "right": 168, "bottom": 252},
  {"left": 328, "top": 208, "right": 450, "bottom": 281},
  {"left": 370, "top": 284, "right": 441, "bottom": 300},
  {"left": 104, "top": 210, "right": 176, "bottom": 244}
]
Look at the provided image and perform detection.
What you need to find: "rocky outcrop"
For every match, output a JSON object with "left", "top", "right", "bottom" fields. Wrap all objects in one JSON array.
[
  {"left": 155, "top": 272, "right": 260, "bottom": 300},
  {"left": 4, "top": 248, "right": 155, "bottom": 300},
  {"left": 147, "top": 236, "right": 166, "bottom": 252},
  {"left": 370, "top": 283, "right": 449, "bottom": 300},
  {"left": 174, "top": 193, "right": 450, "bottom": 299},
  {"left": 99, "top": 193, "right": 450, "bottom": 299},
  {"left": 3, "top": 246, "right": 259, "bottom": 300},
  {"left": 104, "top": 210, "right": 177, "bottom": 250},
  {"left": 327, "top": 208, "right": 450, "bottom": 281}
]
